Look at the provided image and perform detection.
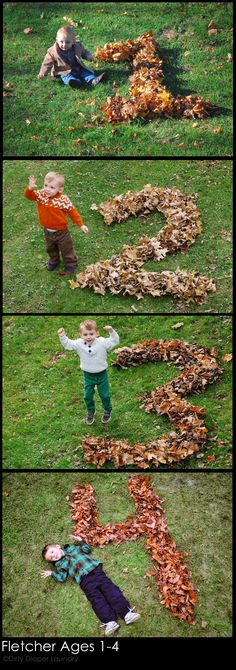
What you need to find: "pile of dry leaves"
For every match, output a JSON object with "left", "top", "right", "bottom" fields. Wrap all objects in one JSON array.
[
  {"left": 81, "top": 339, "right": 222, "bottom": 468},
  {"left": 95, "top": 31, "right": 216, "bottom": 122},
  {"left": 70, "top": 185, "right": 216, "bottom": 303},
  {"left": 69, "top": 475, "right": 196, "bottom": 622}
]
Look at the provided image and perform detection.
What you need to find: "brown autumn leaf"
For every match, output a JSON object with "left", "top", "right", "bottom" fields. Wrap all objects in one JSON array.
[
  {"left": 222, "top": 353, "right": 232, "bottom": 362},
  {"left": 213, "top": 127, "right": 222, "bottom": 134},
  {"left": 31, "top": 135, "right": 40, "bottom": 141},
  {"left": 171, "top": 322, "right": 184, "bottom": 330},
  {"left": 63, "top": 16, "right": 78, "bottom": 27}
]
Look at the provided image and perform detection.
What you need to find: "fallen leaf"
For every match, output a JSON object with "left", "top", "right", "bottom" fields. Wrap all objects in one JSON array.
[
  {"left": 23, "top": 27, "right": 33, "bottom": 34},
  {"left": 192, "top": 122, "right": 198, "bottom": 128},
  {"left": 31, "top": 135, "right": 40, "bottom": 140},
  {"left": 90, "top": 203, "right": 98, "bottom": 210},
  {"left": 205, "top": 455, "right": 216, "bottom": 462},
  {"left": 171, "top": 322, "right": 184, "bottom": 330},
  {"left": 178, "top": 143, "right": 185, "bottom": 148},
  {"left": 227, "top": 53, "right": 233, "bottom": 62},
  {"left": 25, "top": 119, "right": 32, "bottom": 125},
  {"left": 222, "top": 353, "right": 232, "bottom": 362},
  {"left": 63, "top": 16, "right": 78, "bottom": 27},
  {"left": 201, "top": 620, "right": 208, "bottom": 628},
  {"left": 213, "top": 127, "right": 222, "bottom": 134}
]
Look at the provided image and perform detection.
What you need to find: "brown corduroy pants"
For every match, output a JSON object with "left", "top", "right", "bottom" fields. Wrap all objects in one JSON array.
[{"left": 44, "top": 228, "right": 78, "bottom": 267}]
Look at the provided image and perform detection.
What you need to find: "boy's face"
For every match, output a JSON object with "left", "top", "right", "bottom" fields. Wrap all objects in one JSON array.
[
  {"left": 80, "top": 328, "right": 98, "bottom": 345},
  {"left": 43, "top": 178, "right": 62, "bottom": 197},
  {"left": 57, "top": 33, "right": 74, "bottom": 51},
  {"left": 44, "top": 544, "right": 64, "bottom": 562}
]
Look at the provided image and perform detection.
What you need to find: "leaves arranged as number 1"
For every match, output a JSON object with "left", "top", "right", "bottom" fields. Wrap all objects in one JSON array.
[
  {"left": 95, "top": 31, "right": 216, "bottom": 123},
  {"left": 70, "top": 184, "right": 216, "bottom": 303}
]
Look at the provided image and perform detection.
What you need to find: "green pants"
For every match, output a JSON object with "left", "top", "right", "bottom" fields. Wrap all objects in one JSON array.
[{"left": 83, "top": 369, "right": 112, "bottom": 413}]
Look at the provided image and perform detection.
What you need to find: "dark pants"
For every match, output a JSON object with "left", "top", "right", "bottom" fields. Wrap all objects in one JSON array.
[
  {"left": 83, "top": 370, "right": 112, "bottom": 413},
  {"left": 44, "top": 228, "right": 77, "bottom": 267},
  {"left": 80, "top": 565, "right": 130, "bottom": 624}
]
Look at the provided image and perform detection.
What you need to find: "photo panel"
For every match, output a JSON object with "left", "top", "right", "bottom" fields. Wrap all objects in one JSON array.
[
  {"left": 3, "top": 158, "right": 232, "bottom": 314},
  {"left": 2, "top": 471, "right": 232, "bottom": 640},
  {"left": 3, "top": 314, "right": 232, "bottom": 471}
]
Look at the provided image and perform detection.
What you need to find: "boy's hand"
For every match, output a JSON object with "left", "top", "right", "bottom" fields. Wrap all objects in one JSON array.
[
  {"left": 41, "top": 570, "right": 52, "bottom": 578},
  {"left": 58, "top": 328, "right": 65, "bottom": 336},
  {"left": 104, "top": 326, "right": 113, "bottom": 334},
  {"left": 81, "top": 225, "right": 89, "bottom": 234},
  {"left": 68, "top": 534, "right": 83, "bottom": 542},
  {"left": 28, "top": 175, "right": 37, "bottom": 190},
  {"left": 37, "top": 73, "right": 44, "bottom": 79}
]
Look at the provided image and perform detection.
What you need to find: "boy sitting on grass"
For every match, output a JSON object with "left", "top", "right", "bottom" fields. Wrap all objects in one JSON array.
[
  {"left": 58, "top": 320, "right": 119, "bottom": 424},
  {"left": 41, "top": 534, "right": 141, "bottom": 637},
  {"left": 37, "top": 25, "right": 106, "bottom": 88},
  {"left": 24, "top": 171, "right": 88, "bottom": 273}
]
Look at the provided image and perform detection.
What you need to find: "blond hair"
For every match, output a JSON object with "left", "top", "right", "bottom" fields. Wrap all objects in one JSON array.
[
  {"left": 56, "top": 26, "right": 76, "bottom": 43},
  {"left": 80, "top": 320, "right": 99, "bottom": 335},
  {"left": 44, "top": 172, "right": 65, "bottom": 190}
]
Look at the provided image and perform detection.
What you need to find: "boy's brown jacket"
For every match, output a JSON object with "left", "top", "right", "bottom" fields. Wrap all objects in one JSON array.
[{"left": 39, "top": 40, "right": 95, "bottom": 77}]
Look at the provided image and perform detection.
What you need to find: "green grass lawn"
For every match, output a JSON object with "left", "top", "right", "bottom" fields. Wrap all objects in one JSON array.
[
  {"left": 3, "top": 2, "right": 233, "bottom": 157},
  {"left": 3, "top": 159, "right": 232, "bottom": 313},
  {"left": 3, "top": 472, "right": 232, "bottom": 637},
  {"left": 3, "top": 315, "right": 232, "bottom": 469}
]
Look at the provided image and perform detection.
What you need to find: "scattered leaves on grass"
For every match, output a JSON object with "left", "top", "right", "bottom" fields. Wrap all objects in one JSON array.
[
  {"left": 42, "top": 352, "right": 66, "bottom": 368},
  {"left": 96, "top": 32, "right": 216, "bottom": 123},
  {"left": 72, "top": 184, "right": 216, "bottom": 303},
  {"left": 69, "top": 475, "right": 197, "bottom": 623},
  {"left": 81, "top": 338, "right": 223, "bottom": 468}
]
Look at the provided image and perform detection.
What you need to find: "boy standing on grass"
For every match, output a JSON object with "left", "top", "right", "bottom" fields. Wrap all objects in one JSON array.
[
  {"left": 24, "top": 172, "right": 88, "bottom": 273},
  {"left": 41, "top": 534, "right": 140, "bottom": 636},
  {"left": 58, "top": 320, "right": 119, "bottom": 424},
  {"left": 37, "top": 25, "right": 106, "bottom": 88}
]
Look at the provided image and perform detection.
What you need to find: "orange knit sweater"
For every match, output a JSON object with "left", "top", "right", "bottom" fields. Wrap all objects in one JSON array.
[{"left": 24, "top": 187, "right": 84, "bottom": 231}]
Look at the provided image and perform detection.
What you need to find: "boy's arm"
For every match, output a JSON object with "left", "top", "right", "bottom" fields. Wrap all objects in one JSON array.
[
  {"left": 80, "top": 42, "right": 94, "bottom": 62},
  {"left": 58, "top": 332, "right": 81, "bottom": 352},
  {"left": 23, "top": 187, "right": 38, "bottom": 202},
  {"left": 51, "top": 565, "right": 68, "bottom": 582},
  {"left": 38, "top": 49, "right": 55, "bottom": 77},
  {"left": 103, "top": 328, "right": 120, "bottom": 351},
  {"left": 68, "top": 206, "right": 84, "bottom": 228}
]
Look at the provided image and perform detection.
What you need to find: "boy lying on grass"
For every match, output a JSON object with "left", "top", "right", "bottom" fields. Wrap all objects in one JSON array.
[
  {"left": 41, "top": 534, "right": 141, "bottom": 636},
  {"left": 58, "top": 320, "right": 119, "bottom": 424},
  {"left": 37, "top": 25, "right": 106, "bottom": 88},
  {"left": 24, "top": 171, "right": 88, "bottom": 274}
]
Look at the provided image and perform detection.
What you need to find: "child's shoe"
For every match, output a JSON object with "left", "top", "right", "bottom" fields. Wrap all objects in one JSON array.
[
  {"left": 65, "top": 266, "right": 76, "bottom": 273},
  {"left": 69, "top": 79, "right": 81, "bottom": 89},
  {"left": 124, "top": 608, "right": 141, "bottom": 625},
  {"left": 86, "top": 412, "right": 95, "bottom": 425},
  {"left": 92, "top": 72, "right": 106, "bottom": 86},
  {"left": 102, "top": 410, "right": 111, "bottom": 424},
  {"left": 47, "top": 262, "right": 59, "bottom": 271},
  {"left": 101, "top": 621, "right": 120, "bottom": 636}
]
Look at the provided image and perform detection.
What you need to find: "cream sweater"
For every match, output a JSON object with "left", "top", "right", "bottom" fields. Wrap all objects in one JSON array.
[{"left": 59, "top": 330, "right": 119, "bottom": 372}]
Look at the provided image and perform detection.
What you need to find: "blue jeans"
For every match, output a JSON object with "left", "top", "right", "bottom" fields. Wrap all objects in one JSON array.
[{"left": 61, "top": 66, "right": 95, "bottom": 86}]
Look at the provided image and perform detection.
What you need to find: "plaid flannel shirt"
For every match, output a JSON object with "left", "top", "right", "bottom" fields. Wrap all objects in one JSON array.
[{"left": 51, "top": 543, "right": 101, "bottom": 584}]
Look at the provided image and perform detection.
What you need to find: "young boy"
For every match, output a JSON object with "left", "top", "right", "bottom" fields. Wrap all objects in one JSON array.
[
  {"left": 37, "top": 25, "right": 106, "bottom": 88},
  {"left": 41, "top": 534, "right": 141, "bottom": 636},
  {"left": 58, "top": 320, "right": 119, "bottom": 424},
  {"left": 24, "top": 172, "right": 88, "bottom": 273}
]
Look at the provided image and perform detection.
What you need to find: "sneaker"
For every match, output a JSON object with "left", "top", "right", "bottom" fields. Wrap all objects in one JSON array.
[
  {"left": 69, "top": 79, "right": 81, "bottom": 89},
  {"left": 65, "top": 266, "right": 76, "bottom": 273},
  {"left": 91, "top": 72, "right": 106, "bottom": 86},
  {"left": 86, "top": 412, "right": 95, "bottom": 425},
  {"left": 47, "top": 262, "right": 59, "bottom": 271},
  {"left": 102, "top": 410, "right": 111, "bottom": 424},
  {"left": 101, "top": 621, "right": 120, "bottom": 636},
  {"left": 124, "top": 608, "right": 141, "bottom": 625}
]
